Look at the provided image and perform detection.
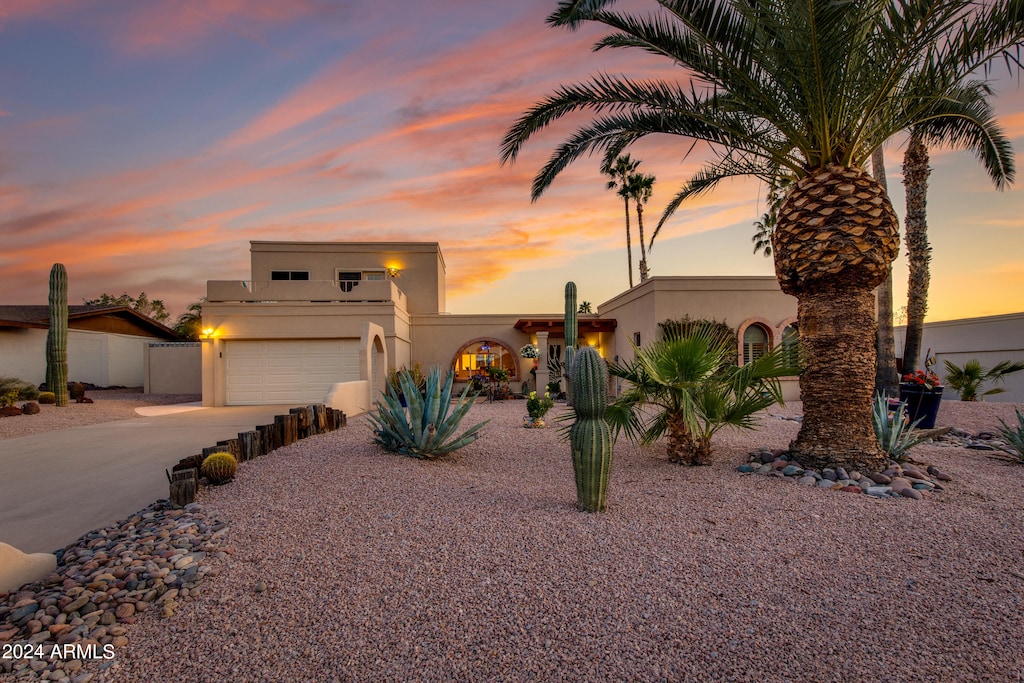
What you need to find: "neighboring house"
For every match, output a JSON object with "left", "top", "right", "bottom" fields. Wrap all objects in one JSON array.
[
  {"left": 201, "top": 241, "right": 801, "bottom": 409},
  {"left": 0, "top": 305, "right": 180, "bottom": 388},
  {"left": 896, "top": 312, "right": 1024, "bottom": 402}
]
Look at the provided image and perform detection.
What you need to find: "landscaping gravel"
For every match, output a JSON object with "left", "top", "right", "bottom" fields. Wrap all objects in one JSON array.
[
  {"left": 5, "top": 399, "right": 1024, "bottom": 682},
  {"left": 0, "top": 391, "right": 201, "bottom": 441}
]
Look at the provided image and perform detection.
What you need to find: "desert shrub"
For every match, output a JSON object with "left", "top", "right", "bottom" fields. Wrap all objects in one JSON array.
[
  {"left": 69, "top": 382, "right": 87, "bottom": 402},
  {"left": 658, "top": 316, "right": 738, "bottom": 368},
  {"left": 0, "top": 377, "right": 40, "bottom": 402}
]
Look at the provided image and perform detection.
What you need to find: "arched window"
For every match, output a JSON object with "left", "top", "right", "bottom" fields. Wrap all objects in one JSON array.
[
  {"left": 781, "top": 324, "right": 799, "bottom": 369},
  {"left": 452, "top": 340, "right": 518, "bottom": 381},
  {"left": 743, "top": 324, "right": 769, "bottom": 365}
]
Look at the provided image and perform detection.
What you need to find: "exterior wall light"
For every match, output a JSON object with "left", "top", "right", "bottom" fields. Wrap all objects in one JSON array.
[
  {"left": 386, "top": 266, "right": 401, "bottom": 278},
  {"left": 201, "top": 327, "right": 214, "bottom": 339}
]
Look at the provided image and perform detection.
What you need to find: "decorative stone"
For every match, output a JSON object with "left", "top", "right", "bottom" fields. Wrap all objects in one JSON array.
[
  {"left": 737, "top": 464, "right": 757, "bottom": 473},
  {"left": 868, "top": 472, "right": 892, "bottom": 485},
  {"left": 865, "top": 486, "right": 892, "bottom": 498},
  {"left": 817, "top": 479, "right": 836, "bottom": 489},
  {"left": 899, "top": 487, "right": 923, "bottom": 500},
  {"left": 782, "top": 465, "right": 804, "bottom": 476},
  {"left": 840, "top": 485, "right": 862, "bottom": 494},
  {"left": 22, "top": 402, "right": 41, "bottom": 415},
  {"left": 835, "top": 467, "right": 849, "bottom": 481},
  {"left": 797, "top": 475, "right": 817, "bottom": 486},
  {"left": 822, "top": 468, "right": 837, "bottom": 481}
]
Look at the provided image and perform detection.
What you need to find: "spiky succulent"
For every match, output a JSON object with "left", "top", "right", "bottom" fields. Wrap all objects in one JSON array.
[
  {"left": 368, "top": 366, "right": 489, "bottom": 460},
  {"left": 201, "top": 451, "right": 237, "bottom": 484}
]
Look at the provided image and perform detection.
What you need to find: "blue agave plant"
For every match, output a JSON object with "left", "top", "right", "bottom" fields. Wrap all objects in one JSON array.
[{"left": 368, "top": 366, "right": 488, "bottom": 459}]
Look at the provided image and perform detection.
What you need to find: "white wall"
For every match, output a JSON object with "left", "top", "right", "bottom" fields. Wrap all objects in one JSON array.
[
  {"left": 0, "top": 328, "right": 150, "bottom": 387},
  {"left": 896, "top": 313, "right": 1024, "bottom": 402}
]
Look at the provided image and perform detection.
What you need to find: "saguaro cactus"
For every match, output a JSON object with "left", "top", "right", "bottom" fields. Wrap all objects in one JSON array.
[
  {"left": 570, "top": 346, "right": 612, "bottom": 512},
  {"left": 45, "top": 263, "right": 69, "bottom": 407},
  {"left": 564, "top": 281, "right": 578, "bottom": 404}
]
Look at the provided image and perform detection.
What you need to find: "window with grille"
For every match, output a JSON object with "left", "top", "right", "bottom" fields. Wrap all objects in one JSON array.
[{"left": 743, "top": 325, "right": 769, "bottom": 365}]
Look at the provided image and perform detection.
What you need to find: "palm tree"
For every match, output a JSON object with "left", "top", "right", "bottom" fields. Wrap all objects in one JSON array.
[
  {"left": 901, "top": 133, "right": 932, "bottom": 374},
  {"left": 943, "top": 359, "right": 1024, "bottom": 401},
  {"left": 501, "top": 0, "right": 1018, "bottom": 472},
  {"left": 602, "top": 154, "right": 641, "bottom": 287},
  {"left": 626, "top": 171, "right": 656, "bottom": 281},
  {"left": 872, "top": 147, "right": 899, "bottom": 398},
  {"left": 173, "top": 299, "right": 205, "bottom": 341},
  {"left": 750, "top": 176, "right": 791, "bottom": 258},
  {"left": 606, "top": 324, "right": 794, "bottom": 465}
]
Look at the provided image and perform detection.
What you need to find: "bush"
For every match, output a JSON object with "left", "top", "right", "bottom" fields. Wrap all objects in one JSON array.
[
  {"left": 69, "top": 382, "right": 87, "bottom": 402},
  {"left": 368, "top": 366, "right": 489, "bottom": 460},
  {"left": 658, "top": 316, "right": 738, "bottom": 368},
  {"left": 201, "top": 452, "right": 237, "bottom": 484},
  {"left": 996, "top": 408, "right": 1024, "bottom": 462},
  {"left": 526, "top": 391, "right": 555, "bottom": 419},
  {"left": 0, "top": 377, "right": 40, "bottom": 403},
  {"left": 37, "top": 392, "right": 56, "bottom": 405}
]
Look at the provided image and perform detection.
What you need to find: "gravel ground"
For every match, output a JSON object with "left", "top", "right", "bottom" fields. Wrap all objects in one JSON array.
[
  {"left": 29, "top": 400, "right": 1024, "bottom": 681},
  {"left": 0, "top": 390, "right": 201, "bottom": 440}
]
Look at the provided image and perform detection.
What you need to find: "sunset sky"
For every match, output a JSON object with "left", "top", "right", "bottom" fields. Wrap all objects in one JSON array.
[{"left": 2, "top": 0, "right": 1022, "bottom": 323}]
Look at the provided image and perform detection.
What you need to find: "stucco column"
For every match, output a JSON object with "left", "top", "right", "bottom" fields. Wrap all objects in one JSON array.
[{"left": 535, "top": 331, "right": 549, "bottom": 395}]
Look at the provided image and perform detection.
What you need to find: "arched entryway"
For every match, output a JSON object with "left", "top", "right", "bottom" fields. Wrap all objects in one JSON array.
[{"left": 451, "top": 338, "right": 519, "bottom": 382}]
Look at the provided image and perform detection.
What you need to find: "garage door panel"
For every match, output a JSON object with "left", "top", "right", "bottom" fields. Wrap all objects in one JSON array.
[{"left": 225, "top": 340, "right": 359, "bottom": 405}]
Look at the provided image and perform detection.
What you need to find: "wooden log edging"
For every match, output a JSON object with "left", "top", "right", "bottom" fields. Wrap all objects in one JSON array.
[{"left": 168, "top": 403, "right": 347, "bottom": 506}]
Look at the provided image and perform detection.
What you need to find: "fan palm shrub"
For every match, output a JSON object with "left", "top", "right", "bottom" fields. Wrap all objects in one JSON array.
[
  {"left": 501, "top": 0, "right": 1021, "bottom": 472},
  {"left": 943, "top": 359, "right": 1024, "bottom": 401},
  {"left": 606, "top": 325, "right": 795, "bottom": 465},
  {"left": 368, "top": 366, "right": 489, "bottom": 460}
]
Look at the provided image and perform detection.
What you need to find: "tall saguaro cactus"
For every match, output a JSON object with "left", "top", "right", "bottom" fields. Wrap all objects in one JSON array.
[
  {"left": 45, "top": 263, "right": 69, "bottom": 407},
  {"left": 563, "top": 281, "right": 578, "bottom": 404},
  {"left": 570, "top": 346, "right": 612, "bottom": 512}
]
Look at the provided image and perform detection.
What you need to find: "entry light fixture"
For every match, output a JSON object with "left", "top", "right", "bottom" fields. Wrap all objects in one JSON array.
[
  {"left": 201, "top": 327, "right": 214, "bottom": 339},
  {"left": 386, "top": 265, "right": 401, "bottom": 278}
]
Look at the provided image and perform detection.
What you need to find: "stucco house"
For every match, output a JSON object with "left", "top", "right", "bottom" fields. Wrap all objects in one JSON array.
[
  {"left": 0, "top": 305, "right": 180, "bottom": 388},
  {"left": 201, "top": 241, "right": 801, "bottom": 412}
]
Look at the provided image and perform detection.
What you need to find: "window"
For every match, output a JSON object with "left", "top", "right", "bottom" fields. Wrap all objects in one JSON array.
[
  {"left": 743, "top": 325, "right": 769, "bottom": 365},
  {"left": 365, "top": 271, "right": 385, "bottom": 281},
  {"left": 338, "top": 271, "right": 361, "bottom": 293},
  {"left": 633, "top": 332, "right": 641, "bottom": 346},
  {"left": 270, "top": 270, "right": 309, "bottom": 281},
  {"left": 453, "top": 340, "right": 517, "bottom": 381},
  {"left": 782, "top": 324, "right": 799, "bottom": 369}
]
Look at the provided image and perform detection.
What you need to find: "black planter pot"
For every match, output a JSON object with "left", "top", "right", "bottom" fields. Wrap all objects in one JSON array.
[{"left": 899, "top": 383, "right": 943, "bottom": 429}]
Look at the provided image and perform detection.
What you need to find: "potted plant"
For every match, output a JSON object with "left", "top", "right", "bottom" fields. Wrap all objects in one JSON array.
[
  {"left": 520, "top": 343, "right": 540, "bottom": 359},
  {"left": 899, "top": 369, "right": 943, "bottom": 429},
  {"left": 486, "top": 366, "right": 512, "bottom": 399},
  {"left": 524, "top": 390, "right": 554, "bottom": 428}
]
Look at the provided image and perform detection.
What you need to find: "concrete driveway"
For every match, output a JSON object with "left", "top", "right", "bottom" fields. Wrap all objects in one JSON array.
[{"left": 0, "top": 405, "right": 295, "bottom": 554}]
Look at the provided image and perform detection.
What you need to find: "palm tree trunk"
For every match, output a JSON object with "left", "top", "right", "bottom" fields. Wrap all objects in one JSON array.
[
  {"left": 636, "top": 201, "right": 649, "bottom": 282},
  {"left": 788, "top": 284, "right": 887, "bottom": 473},
  {"left": 902, "top": 134, "right": 931, "bottom": 374},
  {"left": 624, "top": 197, "right": 634, "bottom": 288},
  {"left": 872, "top": 147, "right": 898, "bottom": 396},
  {"left": 666, "top": 411, "right": 704, "bottom": 464}
]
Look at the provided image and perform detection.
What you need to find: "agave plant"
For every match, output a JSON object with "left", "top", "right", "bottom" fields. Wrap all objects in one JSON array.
[
  {"left": 871, "top": 393, "right": 931, "bottom": 462},
  {"left": 368, "top": 366, "right": 489, "bottom": 460},
  {"left": 996, "top": 408, "right": 1024, "bottom": 463}
]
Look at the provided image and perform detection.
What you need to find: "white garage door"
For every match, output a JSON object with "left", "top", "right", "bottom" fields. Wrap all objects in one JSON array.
[{"left": 225, "top": 340, "right": 359, "bottom": 405}]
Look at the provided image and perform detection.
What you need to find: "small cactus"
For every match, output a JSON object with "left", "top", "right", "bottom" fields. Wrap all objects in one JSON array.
[
  {"left": 45, "top": 264, "right": 69, "bottom": 407},
  {"left": 569, "top": 346, "right": 613, "bottom": 512},
  {"left": 37, "top": 392, "right": 56, "bottom": 405},
  {"left": 201, "top": 451, "right": 237, "bottom": 484}
]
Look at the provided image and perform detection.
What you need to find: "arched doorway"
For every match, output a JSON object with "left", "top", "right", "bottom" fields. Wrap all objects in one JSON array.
[{"left": 451, "top": 339, "right": 518, "bottom": 383}]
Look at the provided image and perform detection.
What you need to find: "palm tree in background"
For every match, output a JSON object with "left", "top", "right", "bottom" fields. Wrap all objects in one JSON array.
[
  {"left": 602, "top": 154, "right": 641, "bottom": 287},
  {"left": 502, "top": 0, "right": 1019, "bottom": 472},
  {"left": 627, "top": 171, "right": 656, "bottom": 281},
  {"left": 872, "top": 147, "right": 899, "bottom": 397},
  {"left": 901, "top": 133, "right": 932, "bottom": 374}
]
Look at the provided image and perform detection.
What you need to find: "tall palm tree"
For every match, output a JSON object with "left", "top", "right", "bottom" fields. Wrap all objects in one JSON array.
[
  {"left": 872, "top": 147, "right": 899, "bottom": 397},
  {"left": 627, "top": 171, "right": 656, "bottom": 281},
  {"left": 901, "top": 133, "right": 932, "bottom": 374},
  {"left": 602, "top": 154, "right": 641, "bottom": 287},
  {"left": 502, "top": 0, "right": 1018, "bottom": 472}
]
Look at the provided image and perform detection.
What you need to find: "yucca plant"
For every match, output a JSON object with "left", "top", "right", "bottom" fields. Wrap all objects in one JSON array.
[
  {"left": 871, "top": 393, "right": 931, "bottom": 462},
  {"left": 368, "top": 366, "right": 489, "bottom": 460},
  {"left": 996, "top": 408, "right": 1024, "bottom": 462}
]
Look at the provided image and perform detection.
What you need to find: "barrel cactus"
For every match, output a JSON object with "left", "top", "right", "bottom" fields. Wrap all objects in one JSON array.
[
  {"left": 569, "top": 346, "right": 613, "bottom": 512},
  {"left": 201, "top": 452, "right": 237, "bottom": 484},
  {"left": 45, "top": 264, "right": 69, "bottom": 407}
]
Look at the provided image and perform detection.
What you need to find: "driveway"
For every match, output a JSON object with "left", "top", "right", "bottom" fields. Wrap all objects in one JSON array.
[{"left": 0, "top": 405, "right": 295, "bottom": 554}]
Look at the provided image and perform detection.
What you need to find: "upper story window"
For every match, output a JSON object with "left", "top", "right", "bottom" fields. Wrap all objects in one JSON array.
[
  {"left": 270, "top": 270, "right": 309, "bottom": 281},
  {"left": 337, "top": 269, "right": 387, "bottom": 292}
]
